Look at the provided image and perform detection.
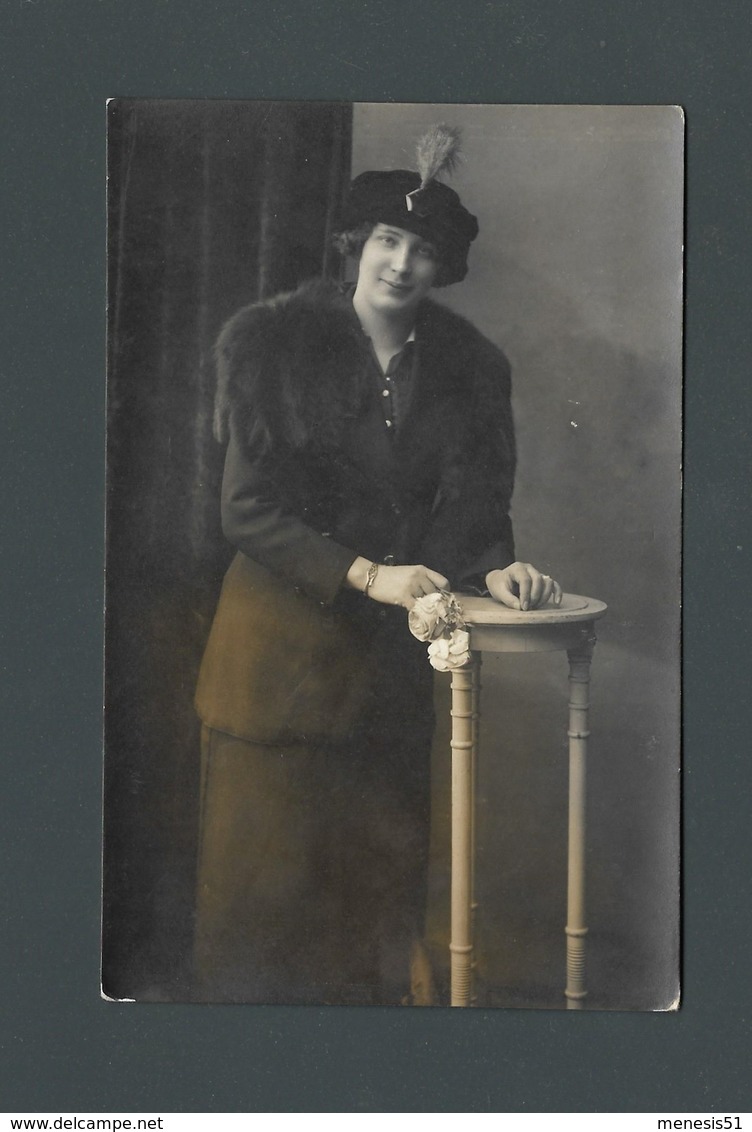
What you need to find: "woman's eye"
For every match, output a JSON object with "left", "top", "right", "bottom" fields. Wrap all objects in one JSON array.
[{"left": 378, "top": 235, "right": 396, "bottom": 246}]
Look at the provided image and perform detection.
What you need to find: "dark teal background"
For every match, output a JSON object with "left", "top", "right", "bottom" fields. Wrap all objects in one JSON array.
[{"left": 3, "top": 0, "right": 750, "bottom": 1112}]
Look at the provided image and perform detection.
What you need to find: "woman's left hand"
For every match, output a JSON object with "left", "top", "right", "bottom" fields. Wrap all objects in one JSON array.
[{"left": 486, "top": 563, "right": 562, "bottom": 611}]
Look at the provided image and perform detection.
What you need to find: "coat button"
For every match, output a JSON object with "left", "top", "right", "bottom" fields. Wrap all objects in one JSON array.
[
  {"left": 385, "top": 419, "right": 393, "bottom": 428},
  {"left": 383, "top": 555, "right": 396, "bottom": 566}
]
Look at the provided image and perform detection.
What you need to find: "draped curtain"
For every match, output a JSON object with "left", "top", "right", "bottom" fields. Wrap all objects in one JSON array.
[{"left": 103, "top": 101, "right": 353, "bottom": 999}]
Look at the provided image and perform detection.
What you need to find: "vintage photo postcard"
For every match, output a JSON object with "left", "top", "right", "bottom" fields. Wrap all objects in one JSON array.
[{"left": 104, "top": 101, "right": 682, "bottom": 1009}]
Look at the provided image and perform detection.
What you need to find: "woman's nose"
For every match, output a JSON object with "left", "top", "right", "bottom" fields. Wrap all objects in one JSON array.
[{"left": 390, "top": 245, "right": 412, "bottom": 275}]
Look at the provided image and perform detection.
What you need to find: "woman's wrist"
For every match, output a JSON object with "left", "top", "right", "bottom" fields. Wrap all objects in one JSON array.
[
  {"left": 345, "top": 556, "right": 374, "bottom": 592},
  {"left": 363, "top": 562, "right": 380, "bottom": 595}
]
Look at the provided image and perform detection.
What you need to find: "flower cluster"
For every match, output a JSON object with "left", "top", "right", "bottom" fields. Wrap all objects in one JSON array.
[{"left": 407, "top": 591, "right": 472, "bottom": 671}]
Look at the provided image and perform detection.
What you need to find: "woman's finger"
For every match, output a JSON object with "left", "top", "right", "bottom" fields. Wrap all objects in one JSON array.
[
  {"left": 516, "top": 567, "right": 533, "bottom": 611},
  {"left": 528, "top": 570, "right": 546, "bottom": 608},
  {"left": 536, "top": 576, "right": 553, "bottom": 607},
  {"left": 488, "top": 574, "right": 520, "bottom": 609},
  {"left": 537, "top": 576, "right": 563, "bottom": 608}
]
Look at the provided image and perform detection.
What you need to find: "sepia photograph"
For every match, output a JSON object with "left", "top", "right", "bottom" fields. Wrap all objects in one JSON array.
[{"left": 103, "top": 100, "right": 682, "bottom": 1010}]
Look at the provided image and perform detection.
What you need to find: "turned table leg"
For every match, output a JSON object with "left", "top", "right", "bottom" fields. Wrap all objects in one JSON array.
[
  {"left": 565, "top": 632, "right": 596, "bottom": 1009},
  {"left": 450, "top": 655, "right": 480, "bottom": 1006},
  {"left": 470, "top": 654, "right": 481, "bottom": 1004}
]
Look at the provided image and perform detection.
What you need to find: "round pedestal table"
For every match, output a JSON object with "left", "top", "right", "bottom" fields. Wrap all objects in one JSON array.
[{"left": 445, "top": 592, "right": 607, "bottom": 1009}]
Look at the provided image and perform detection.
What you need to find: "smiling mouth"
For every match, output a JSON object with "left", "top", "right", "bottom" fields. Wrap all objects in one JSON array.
[{"left": 381, "top": 279, "right": 412, "bottom": 292}]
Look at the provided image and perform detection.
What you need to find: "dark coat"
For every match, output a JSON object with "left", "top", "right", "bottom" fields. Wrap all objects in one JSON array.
[{"left": 195, "top": 279, "right": 516, "bottom": 746}]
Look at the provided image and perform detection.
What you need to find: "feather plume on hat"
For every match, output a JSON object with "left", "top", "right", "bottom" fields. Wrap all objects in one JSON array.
[{"left": 415, "top": 124, "right": 463, "bottom": 187}]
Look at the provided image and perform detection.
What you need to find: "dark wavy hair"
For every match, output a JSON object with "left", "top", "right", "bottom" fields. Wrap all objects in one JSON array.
[{"left": 332, "top": 223, "right": 453, "bottom": 288}]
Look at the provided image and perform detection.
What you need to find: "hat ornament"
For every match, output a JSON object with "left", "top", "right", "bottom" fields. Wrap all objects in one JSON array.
[{"left": 405, "top": 124, "right": 463, "bottom": 213}]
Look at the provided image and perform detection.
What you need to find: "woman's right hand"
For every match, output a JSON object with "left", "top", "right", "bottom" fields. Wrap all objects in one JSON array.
[{"left": 346, "top": 558, "right": 449, "bottom": 609}]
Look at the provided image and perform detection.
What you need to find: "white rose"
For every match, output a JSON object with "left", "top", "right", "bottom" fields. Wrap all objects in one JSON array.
[
  {"left": 408, "top": 592, "right": 451, "bottom": 642},
  {"left": 427, "top": 629, "right": 471, "bottom": 671},
  {"left": 448, "top": 628, "right": 470, "bottom": 660},
  {"left": 427, "top": 636, "right": 450, "bottom": 668}
]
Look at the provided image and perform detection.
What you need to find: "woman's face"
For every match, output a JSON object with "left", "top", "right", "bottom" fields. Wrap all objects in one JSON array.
[{"left": 354, "top": 223, "right": 439, "bottom": 317}]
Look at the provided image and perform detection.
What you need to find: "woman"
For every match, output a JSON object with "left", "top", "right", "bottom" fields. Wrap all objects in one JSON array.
[{"left": 193, "top": 127, "right": 560, "bottom": 1005}]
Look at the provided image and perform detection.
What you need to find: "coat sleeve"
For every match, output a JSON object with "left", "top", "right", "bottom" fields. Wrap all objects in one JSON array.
[{"left": 221, "top": 416, "right": 359, "bottom": 606}]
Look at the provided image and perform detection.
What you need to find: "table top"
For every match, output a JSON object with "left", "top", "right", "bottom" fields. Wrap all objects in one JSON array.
[{"left": 456, "top": 592, "right": 607, "bottom": 627}]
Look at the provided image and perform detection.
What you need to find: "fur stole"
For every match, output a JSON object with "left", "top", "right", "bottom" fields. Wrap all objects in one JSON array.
[{"left": 213, "top": 278, "right": 515, "bottom": 482}]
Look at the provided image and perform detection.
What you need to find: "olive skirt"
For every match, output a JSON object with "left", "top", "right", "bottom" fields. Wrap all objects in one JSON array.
[{"left": 193, "top": 689, "right": 434, "bottom": 1005}]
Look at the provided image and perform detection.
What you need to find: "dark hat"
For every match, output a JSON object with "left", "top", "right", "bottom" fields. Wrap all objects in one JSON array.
[{"left": 340, "top": 127, "right": 479, "bottom": 285}]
